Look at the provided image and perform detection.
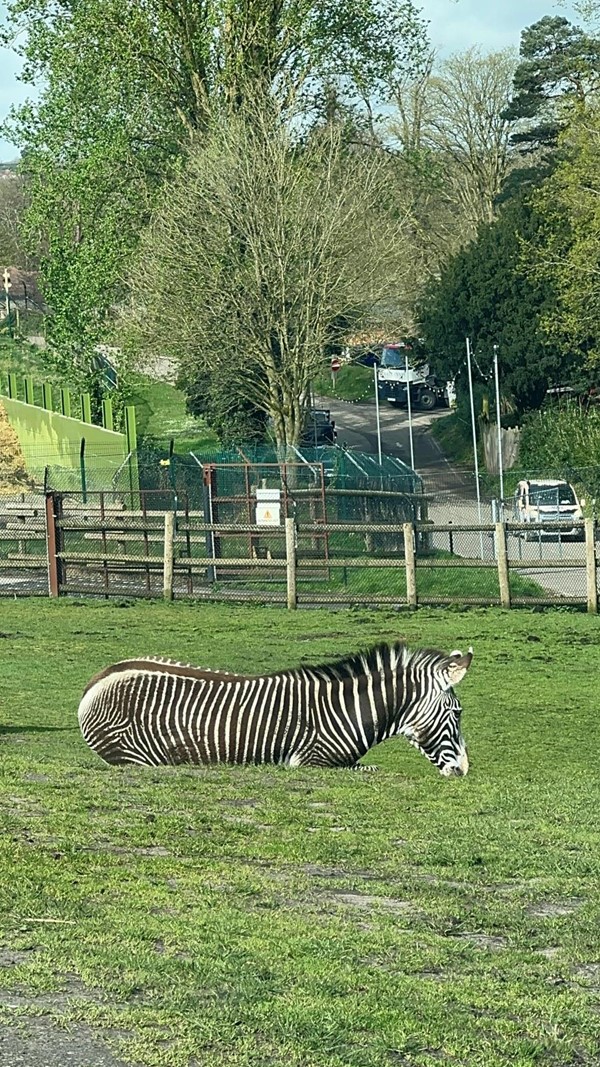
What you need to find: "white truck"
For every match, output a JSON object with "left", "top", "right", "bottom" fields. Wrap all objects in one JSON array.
[
  {"left": 512, "top": 479, "right": 584, "bottom": 538},
  {"left": 376, "top": 343, "right": 451, "bottom": 411}
]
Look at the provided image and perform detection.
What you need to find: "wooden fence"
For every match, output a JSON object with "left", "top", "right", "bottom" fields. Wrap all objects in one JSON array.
[
  {"left": 1, "top": 492, "right": 597, "bottom": 608},
  {"left": 32, "top": 493, "right": 598, "bottom": 609}
]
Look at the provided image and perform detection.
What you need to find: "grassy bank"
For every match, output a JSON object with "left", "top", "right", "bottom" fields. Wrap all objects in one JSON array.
[
  {"left": 128, "top": 374, "right": 219, "bottom": 454},
  {"left": 313, "top": 363, "right": 374, "bottom": 402},
  {"left": 2, "top": 600, "right": 600, "bottom": 1066},
  {"left": 430, "top": 411, "right": 476, "bottom": 468}
]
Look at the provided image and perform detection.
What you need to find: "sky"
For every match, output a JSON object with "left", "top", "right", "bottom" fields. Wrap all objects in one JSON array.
[{"left": 0, "top": 0, "right": 582, "bottom": 160}]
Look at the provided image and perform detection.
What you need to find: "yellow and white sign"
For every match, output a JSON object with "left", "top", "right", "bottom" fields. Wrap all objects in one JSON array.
[{"left": 255, "top": 487, "right": 281, "bottom": 526}]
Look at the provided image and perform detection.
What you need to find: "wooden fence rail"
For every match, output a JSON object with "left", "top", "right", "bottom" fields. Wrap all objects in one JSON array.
[{"left": 2, "top": 491, "right": 595, "bottom": 609}]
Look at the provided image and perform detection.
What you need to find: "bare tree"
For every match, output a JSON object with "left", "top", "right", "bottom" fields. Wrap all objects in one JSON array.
[
  {"left": 426, "top": 47, "right": 519, "bottom": 227},
  {"left": 389, "top": 47, "right": 518, "bottom": 243},
  {"left": 125, "top": 104, "right": 413, "bottom": 450}
]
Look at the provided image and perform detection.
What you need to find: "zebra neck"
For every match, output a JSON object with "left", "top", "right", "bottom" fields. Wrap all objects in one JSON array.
[{"left": 330, "top": 665, "right": 395, "bottom": 758}]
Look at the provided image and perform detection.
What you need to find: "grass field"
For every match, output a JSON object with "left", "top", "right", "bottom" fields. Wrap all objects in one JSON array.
[{"left": 2, "top": 600, "right": 600, "bottom": 1067}]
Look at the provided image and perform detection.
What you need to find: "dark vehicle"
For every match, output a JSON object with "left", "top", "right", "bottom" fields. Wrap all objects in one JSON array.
[
  {"left": 354, "top": 349, "right": 380, "bottom": 368},
  {"left": 301, "top": 408, "right": 337, "bottom": 446}
]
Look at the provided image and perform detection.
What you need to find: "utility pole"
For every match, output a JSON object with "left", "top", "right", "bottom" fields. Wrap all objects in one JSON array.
[
  {"left": 404, "top": 350, "right": 416, "bottom": 473},
  {"left": 466, "top": 338, "right": 484, "bottom": 559},
  {"left": 373, "top": 363, "right": 383, "bottom": 466}
]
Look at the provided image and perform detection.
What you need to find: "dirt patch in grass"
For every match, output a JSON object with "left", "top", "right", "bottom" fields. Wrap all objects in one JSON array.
[
  {"left": 0, "top": 949, "right": 36, "bottom": 968},
  {"left": 0, "top": 1016, "right": 129, "bottom": 1067},
  {"left": 572, "top": 963, "right": 600, "bottom": 981},
  {"left": 452, "top": 933, "right": 507, "bottom": 951},
  {"left": 329, "top": 892, "right": 412, "bottom": 913},
  {"left": 527, "top": 899, "right": 584, "bottom": 917},
  {"left": 80, "top": 844, "right": 172, "bottom": 857}
]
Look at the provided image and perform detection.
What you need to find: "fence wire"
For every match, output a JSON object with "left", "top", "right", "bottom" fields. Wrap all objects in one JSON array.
[{"left": 0, "top": 493, "right": 48, "bottom": 596}]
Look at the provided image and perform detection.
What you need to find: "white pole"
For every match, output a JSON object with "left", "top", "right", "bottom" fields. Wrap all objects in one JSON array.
[
  {"left": 466, "top": 338, "right": 484, "bottom": 559},
  {"left": 374, "top": 363, "right": 383, "bottom": 466},
  {"left": 405, "top": 350, "right": 416, "bottom": 473},
  {"left": 493, "top": 345, "right": 504, "bottom": 517}
]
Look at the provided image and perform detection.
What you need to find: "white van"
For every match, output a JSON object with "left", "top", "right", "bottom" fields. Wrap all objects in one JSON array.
[{"left": 513, "top": 479, "right": 584, "bottom": 538}]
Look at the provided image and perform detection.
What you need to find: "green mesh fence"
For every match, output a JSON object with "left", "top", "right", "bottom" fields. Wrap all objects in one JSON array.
[{"left": 44, "top": 443, "right": 425, "bottom": 518}]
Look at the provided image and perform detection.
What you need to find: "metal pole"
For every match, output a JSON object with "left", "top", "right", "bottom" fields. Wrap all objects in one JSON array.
[
  {"left": 285, "top": 516, "right": 297, "bottom": 610},
  {"left": 404, "top": 351, "right": 416, "bottom": 473},
  {"left": 493, "top": 345, "right": 504, "bottom": 517},
  {"left": 374, "top": 363, "right": 383, "bottom": 466},
  {"left": 466, "top": 338, "right": 485, "bottom": 559}
]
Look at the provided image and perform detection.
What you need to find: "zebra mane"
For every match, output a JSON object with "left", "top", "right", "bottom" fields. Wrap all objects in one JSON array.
[
  {"left": 305, "top": 641, "right": 449, "bottom": 682},
  {"left": 141, "top": 656, "right": 241, "bottom": 673}
]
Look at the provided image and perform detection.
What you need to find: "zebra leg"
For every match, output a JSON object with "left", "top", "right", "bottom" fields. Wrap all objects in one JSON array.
[{"left": 347, "top": 763, "right": 379, "bottom": 772}]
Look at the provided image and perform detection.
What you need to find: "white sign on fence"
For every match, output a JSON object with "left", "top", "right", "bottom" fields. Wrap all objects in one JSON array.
[{"left": 255, "top": 487, "right": 281, "bottom": 526}]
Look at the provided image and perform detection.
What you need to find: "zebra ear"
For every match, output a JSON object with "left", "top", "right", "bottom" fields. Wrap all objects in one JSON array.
[{"left": 441, "top": 648, "right": 473, "bottom": 688}]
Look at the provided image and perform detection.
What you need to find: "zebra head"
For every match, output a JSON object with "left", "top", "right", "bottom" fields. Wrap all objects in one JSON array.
[{"left": 397, "top": 647, "right": 473, "bottom": 777}]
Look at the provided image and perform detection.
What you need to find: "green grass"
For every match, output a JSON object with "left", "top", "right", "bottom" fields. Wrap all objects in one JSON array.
[
  {"left": 2, "top": 600, "right": 600, "bottom": 1065},
  {"left": 129, "top": 373, "right": 219, "bottom": 454},
  {"left": 313, "top": 363, "right": 375, "bottom": 402},
  {"left": 430, "top": 412, "right": 477, "bottom": 469},
  {"left": 297, "top": 562, "right": 543, "bottom": 600}
]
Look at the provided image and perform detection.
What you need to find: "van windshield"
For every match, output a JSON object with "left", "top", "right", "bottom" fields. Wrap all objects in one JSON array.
[{"left": 528, "top": 483, "right": 576, "bottom": 506}]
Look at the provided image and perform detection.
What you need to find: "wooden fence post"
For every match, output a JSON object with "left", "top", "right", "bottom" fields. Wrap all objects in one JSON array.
[
  {"left": 403, "top": 522, "right": 417, "bottom": 607},
  {"left": 45, "top": 491, "right": 63, "bottom": 597},
  {"left": 585, "top": 517, "right": 597, "bottom": 614},
  {"left": 495, "top": 521, "right": 510, "bottom": 608},
  {"left": 163, "top": 511, "right": 175, "bottom": 601},
  {"left": 285, "top": 516, "right": 297, "bottom": 610}
]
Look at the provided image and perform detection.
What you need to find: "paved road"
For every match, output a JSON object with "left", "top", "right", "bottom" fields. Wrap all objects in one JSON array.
[{"left": 324, "top": 396, "right": 587, "bottom": 599}]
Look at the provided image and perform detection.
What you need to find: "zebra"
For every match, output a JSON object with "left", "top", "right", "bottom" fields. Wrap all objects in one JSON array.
[{"left": 77, "top": 642, "right": 473, "bottom": 776}]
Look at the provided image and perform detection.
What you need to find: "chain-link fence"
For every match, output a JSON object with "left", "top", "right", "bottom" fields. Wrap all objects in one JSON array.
[
  {"left": 5, "top": 444, "right": 600, "bottom": 604},
  {"left": 0, "top": 492, "right": 48, "bottom": 595}
]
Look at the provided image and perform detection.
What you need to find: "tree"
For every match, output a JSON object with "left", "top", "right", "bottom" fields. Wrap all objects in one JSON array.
[
  {"left": 529, "top": 103, "right": 600, "bottom": 368},
  {"left": 383, "top": 47, "right": 518, "bottom": 314},
  {"left": 0, "top": 172, "right": 31, "bottom": 269},
  {"left": 419, "top": 184, "right": 578, "bottom": 414},
  {"left": 125, "top": 105, "right": 412, "bottom": 450},
  {"left": 504, "top": 16, "right": 600, "bottom": 154},
  {"left": 2, "top": 0, "right": 427, "bottom": 399}
]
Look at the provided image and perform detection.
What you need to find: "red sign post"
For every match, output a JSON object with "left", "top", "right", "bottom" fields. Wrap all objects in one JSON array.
[{"left": 331, "top": 356, "right": 341, "bottom": 386}]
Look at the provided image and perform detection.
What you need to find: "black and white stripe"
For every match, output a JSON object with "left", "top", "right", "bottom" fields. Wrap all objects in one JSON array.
[{"left": 78, "top": 643, "right": 473, "bottom": 776}]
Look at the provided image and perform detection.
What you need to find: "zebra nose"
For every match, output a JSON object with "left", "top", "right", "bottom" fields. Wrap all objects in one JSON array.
[{"left": 441, "top": 762, "right": 467, "bottom": 778}]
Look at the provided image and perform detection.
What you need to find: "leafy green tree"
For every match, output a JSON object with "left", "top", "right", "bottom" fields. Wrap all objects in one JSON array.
[
  {"left": 2, "top": 0, "right": 426, "bottom": 404},
  {"left": 419, "top": 185, "right": 578, "bottom": 413},
  {"left": 530, "top": 103, "right": 600, "bottom": 368}
]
